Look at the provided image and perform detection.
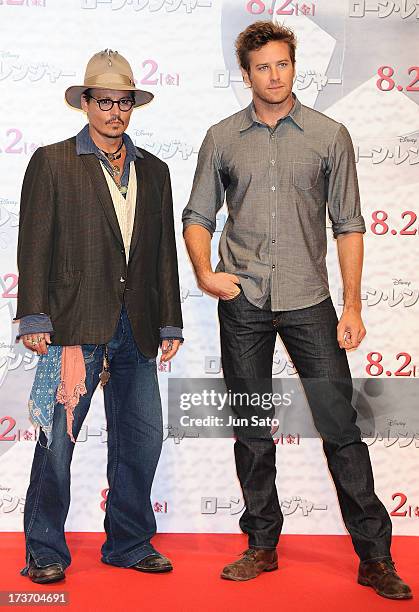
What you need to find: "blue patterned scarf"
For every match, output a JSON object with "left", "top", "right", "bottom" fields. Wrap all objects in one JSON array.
[{"left": 28, "top": 346, "right": 62, "bottom": 448}]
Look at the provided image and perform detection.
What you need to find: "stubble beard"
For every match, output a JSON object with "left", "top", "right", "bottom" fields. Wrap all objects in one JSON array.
[
  {"left": 255, "top": 87, "right": 291, "bottom": 107},
  {"left": 105, "top": 116, "right": 125, "bottom": 139},
  {"left": 106, "top": 130, "right": 124, "bottom": 139},
  {"left": 101, "top": 124, "right": 125, "bottom": 139}
]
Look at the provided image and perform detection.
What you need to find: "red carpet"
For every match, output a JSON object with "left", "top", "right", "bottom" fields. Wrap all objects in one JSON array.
[{"left": 0, "top": 533, "right": 416, "bottom": 611}]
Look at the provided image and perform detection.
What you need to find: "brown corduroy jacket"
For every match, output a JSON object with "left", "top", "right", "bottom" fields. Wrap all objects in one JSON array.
[{"left": 14, "top": 136, "right": 183, "bottom": 358}]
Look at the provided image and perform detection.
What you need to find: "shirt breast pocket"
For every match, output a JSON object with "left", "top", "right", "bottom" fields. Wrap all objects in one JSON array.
[{"left": 292, "top": 161, "right": 321, "bottom": 191}]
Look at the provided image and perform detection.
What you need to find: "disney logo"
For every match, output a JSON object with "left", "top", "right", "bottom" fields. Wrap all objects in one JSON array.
[
  {"left": 387, "top": 419, "right": 406, "bottom": 428},
  {"left": 0, "top": 198, "right": 18, "bottom": 207},
  {"left": 132, "top": 129, "right": 153, "bottom": 138},
  {"left": 399, "top": 136, "right": 417, "bottom": 144},
  {"left": 393, "top": 279, "right": 411, "bottom": 286},
  {"left": 0, "top": 51, "right": 18, "bottom": 59}
]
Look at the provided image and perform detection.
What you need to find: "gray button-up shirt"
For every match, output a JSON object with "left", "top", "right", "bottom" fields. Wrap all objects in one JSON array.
[{"left": 182, "top": 94, "right": 366, "bottom": 311}]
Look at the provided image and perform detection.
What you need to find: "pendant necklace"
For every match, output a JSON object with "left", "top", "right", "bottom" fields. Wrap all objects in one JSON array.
[{"left": 100, "top": 140, "right": 124, "bottom": 177}]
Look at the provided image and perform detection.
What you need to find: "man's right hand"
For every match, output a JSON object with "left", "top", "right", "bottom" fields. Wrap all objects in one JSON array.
[
  {"left": 22, "top": 333, "right": 51, "bottom": 355},
  {"left": 198, "top": 271, "right": 241, "bottom": 300}
]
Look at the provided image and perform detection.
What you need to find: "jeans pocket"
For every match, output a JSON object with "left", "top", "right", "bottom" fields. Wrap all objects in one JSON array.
[
  {"left": 136, "top": 347, "right": 157, "bottom": 365},
  {"left": 220, "top": 285, "right": 243, "bottom": 304},
  {"left": 82, "top": 344, "right": 99, "bottom": 364}
]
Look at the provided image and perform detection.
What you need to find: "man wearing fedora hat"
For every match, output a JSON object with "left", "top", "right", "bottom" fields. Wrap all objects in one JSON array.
[{"left": 15, "top": 49, "right": 183, "bottom": 583}]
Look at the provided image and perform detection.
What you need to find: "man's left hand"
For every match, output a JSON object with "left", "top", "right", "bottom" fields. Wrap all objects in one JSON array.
[
  {"left": 160, "top": 339, "right": 182, "bottom": 363},
  {"left": 337, "top": 309, "right": 366, "bottom": 350}
]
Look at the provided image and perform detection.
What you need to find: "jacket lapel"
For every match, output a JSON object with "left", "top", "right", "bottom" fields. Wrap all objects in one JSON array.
[
  {"left": 80, "top": 154, "right": 124, "bottom": 247},
  {"left": 129, "top": 156, "right": 147, "bottom": 261}
]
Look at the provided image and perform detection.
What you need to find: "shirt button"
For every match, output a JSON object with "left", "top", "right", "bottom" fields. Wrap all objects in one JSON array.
[
  {"left": 271, "top": 186, "right": 276, "bottom": 192},
  {"left": 272, "top": 212, "right": 276, "bottom": 218},
  {"left": 270, "top": 134, "right": 275, "bottom": 140},
  {"left": 272, "top": 239, "right": 276, "bottom": 244},
  {"left": 271, "top": 159, "right": 275, "bottom": 165},
  {"left": 272, "top": 264, "right": 276, "bottom": 270},
  {"left": 120, "top": 277, "right": 126, "bottom": 283}
]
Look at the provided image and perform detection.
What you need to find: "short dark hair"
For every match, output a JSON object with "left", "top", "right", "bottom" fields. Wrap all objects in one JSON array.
[{"left": 235, "top": 21, "right": 297, "bottom": 73}]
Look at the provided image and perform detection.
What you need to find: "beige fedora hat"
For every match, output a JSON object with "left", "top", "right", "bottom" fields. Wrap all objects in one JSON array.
[{"left": 65, "top": 49, "right": 154, "bottom": 110}]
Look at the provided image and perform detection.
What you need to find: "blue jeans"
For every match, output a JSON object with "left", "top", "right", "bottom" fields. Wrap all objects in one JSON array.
[
  {"left": 21, "top": 304, "right": 163, "bottom": 573},
  {"left": 218, "top": 292, "right": 392, "bottom": 561}
]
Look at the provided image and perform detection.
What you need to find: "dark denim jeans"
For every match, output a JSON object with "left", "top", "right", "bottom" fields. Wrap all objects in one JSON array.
[
  {"left": 218, "top": 291, "right": 392, "bottom": 562},
  {"left": 21, "top": 304, "right": 163, "bottom": 573}
]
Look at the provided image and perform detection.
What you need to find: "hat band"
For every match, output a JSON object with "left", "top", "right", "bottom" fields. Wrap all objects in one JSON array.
[{"left": 84, "top": 73, "right": 135, "bottom": 87}]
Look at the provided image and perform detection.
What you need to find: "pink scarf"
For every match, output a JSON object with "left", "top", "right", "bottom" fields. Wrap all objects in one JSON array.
[{"left": 56, "top": 346, "right": 87, "bottom": 442}]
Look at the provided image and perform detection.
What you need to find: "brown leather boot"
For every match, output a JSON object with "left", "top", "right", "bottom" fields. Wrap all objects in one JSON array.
[
  {"left": 221, "top": 548, "right": 278, "bottom": 581},
  {"left": 27, "top": 561, "right": 65, "bottom": 584},
  {"left": 358, "top": 560, "right": 412, "bottom": 600}
]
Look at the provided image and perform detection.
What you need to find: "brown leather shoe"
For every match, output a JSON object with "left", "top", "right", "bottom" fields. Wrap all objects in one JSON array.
[
  {"left": 221, "top": 548, "right": 278, "bottom": 581},
  {"left": 27, "top": 561, "right": 65, "bottom": 584},
  {"left": 358, "top": 560, "right": 412, "bottom": 600},
  {"left": 131, "top": 553, "right": 173, "bottom": 573}
]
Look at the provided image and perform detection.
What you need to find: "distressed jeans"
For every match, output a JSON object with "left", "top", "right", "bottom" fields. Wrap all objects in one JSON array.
[
  {"left": 21, "top": 304, "right": 163, "bottom": 573},
  {"left": 218, "top": 291, "right": 392, "bottom": 562}
]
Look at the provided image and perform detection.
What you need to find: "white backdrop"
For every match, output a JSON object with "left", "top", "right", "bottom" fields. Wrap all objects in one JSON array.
[{"left": 0, "top": 0, "right": 418, "bottom": 537}]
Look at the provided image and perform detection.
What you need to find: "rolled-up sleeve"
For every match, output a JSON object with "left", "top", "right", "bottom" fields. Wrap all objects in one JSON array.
[
  {"left": 327, "top": 124, "right": 366, "bottom": 239},
  {"left": 16, "top": 313, "right": 54, "bottom": 342},
  {"left": 182, "top": 128, "right": 226, "bottom": 236},
  {"left": 160, "top": 326, "right": 184, "bottom": 344}
]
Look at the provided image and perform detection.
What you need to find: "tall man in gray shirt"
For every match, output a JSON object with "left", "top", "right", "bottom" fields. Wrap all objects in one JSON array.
[{"left": 182, "top": 22, "right": 411, "bottom": 599}]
